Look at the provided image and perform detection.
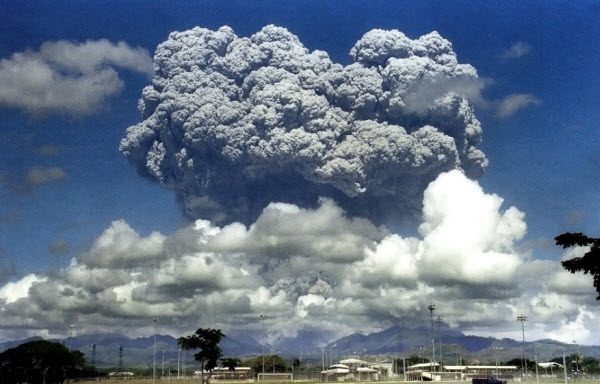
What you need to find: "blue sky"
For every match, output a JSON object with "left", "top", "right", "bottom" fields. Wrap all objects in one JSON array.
[{"left": 0, "top": 0, "right": 599, "bottom": 343}]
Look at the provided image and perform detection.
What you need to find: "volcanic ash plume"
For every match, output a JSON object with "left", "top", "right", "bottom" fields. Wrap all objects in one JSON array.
[{"left": 120, "top": 25, "right": 488, "bottom": 224}]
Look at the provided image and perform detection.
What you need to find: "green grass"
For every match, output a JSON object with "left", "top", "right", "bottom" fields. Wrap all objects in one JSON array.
[{"left": 69, "top": 380, "right": 600, "bottom": 384}]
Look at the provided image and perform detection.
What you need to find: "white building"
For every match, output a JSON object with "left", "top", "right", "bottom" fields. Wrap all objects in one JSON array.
[{"left": 322, "top": 359, "right": 379, "bottom": 381}]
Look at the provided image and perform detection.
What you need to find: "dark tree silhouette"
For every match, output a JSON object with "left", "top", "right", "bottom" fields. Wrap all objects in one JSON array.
[
  {"left": 221, "top": 357, "right": 241, "bottom": 371},
  {"left": 178, "top": 328, "right": 225, "bottom": 384},
  {"left": 0, "top": 340, "right": 97, "bottom": 384},
  {"left": 555, "top": 232, "right": 600, "bottom": 299}
]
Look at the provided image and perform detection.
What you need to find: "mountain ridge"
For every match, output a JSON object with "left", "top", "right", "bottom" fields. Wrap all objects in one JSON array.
[{"left": 1, "top": 326, "right": 598, "bottom": 369}]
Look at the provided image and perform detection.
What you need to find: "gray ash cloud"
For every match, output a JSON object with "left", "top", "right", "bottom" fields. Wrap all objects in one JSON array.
[{"left": 120, "top": 25, "right": 487, "bottom": 224}]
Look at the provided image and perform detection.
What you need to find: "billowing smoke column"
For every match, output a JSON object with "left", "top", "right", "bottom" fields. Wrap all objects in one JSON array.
[{"left": 120, "top": 25, "right": 488, "bottom": 224}]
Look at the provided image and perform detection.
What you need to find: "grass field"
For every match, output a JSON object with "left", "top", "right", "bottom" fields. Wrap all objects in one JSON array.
[{"left": 69, "top": 380, "right": 600, "bottom": 384}]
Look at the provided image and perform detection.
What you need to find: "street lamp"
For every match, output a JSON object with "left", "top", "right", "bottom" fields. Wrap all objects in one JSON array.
[
  {"left": 517, "top": 314, "right": 527, "bottom": 378},
  {"left": 428, "top": 304, "right": 436, "bottom": 374},
  {"left": 153, "top": 317, "right": 159, "bottom": 384}
]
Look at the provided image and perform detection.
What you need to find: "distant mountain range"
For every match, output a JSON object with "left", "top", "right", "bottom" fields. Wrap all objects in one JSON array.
[{"left": 1, "top": 326, "right": 598, "bottom": 369}]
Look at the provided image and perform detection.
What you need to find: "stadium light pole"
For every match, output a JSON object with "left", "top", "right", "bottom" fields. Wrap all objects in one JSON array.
[
  {"left": 436, "top": 316, "right": 443, "bottom": 370},
  {"left": 260, "top": 313, "right": 268, "bottom": 375},
  {"left": 517, "top": 314, "right": 527, "bottom": 379},
  {"left": 428, "top": 304, "right": 436, "bottom": 375},
  {"left": 69, "top": 324, "right": 76, "bottom": 350},
  {"left": 535, "top": 353, "right": 539, "bottom": 383},
  {"left": 493, "top": 347, "right": 503, "bottom": 376},
  {"left": 153, "top": 317, "right": 159, "bottom": 384},
  {"left": 562, "top": 348, "right": 568, "bottom": 384},
  {"left": 572, "top": 340, "right": 578, "bottom": 384}
]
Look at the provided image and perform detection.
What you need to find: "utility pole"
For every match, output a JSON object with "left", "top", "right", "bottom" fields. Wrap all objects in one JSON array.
[
  {"left": 428, "top": 304, "right": 436, "bottom": 375},
  {"left": 177, "top": 349, "right": 181, "bottom": 379},
  {"left": 517, "top": 314, "right": 527, "bottom": 379}
]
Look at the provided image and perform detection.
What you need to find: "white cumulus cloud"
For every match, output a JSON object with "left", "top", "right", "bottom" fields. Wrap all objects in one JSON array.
[
  {"left": 2, "top": 171, "right": 594, "bottom": 342},
  {"left": 0, "top": 40, "right": 153, "bottom": 117}
]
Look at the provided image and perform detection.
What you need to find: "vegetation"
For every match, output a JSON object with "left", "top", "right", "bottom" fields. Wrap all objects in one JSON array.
[
  {"left": 555, "top": 232, "right": 600, "bottom": 299},
  {"left": 392, "top": 355, "right": 429, "bottom": 374},
  {"left": 0, "top": 340, "right": 98, "bottom": 384},
  {"left": 580, "top": 356, "right": 600, "bottom": 373},
  {"left": 221, "top": 357, "right": 241, "bottom": 370},
  {"left": 178, "top": 328, "right": 225, "bottom": 384},
  {"left": 242, "top": 355, "right": 288, "bottom": 374}
]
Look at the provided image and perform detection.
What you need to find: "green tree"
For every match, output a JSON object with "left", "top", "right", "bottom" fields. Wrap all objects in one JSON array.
[
  {"left": 292, "top": 358, "right": 301, "bottom": 368},
  {"left": 221, "top": 357, "right": 241, "bottom": 370},
  {"left": 581, "top": 356, "right": 600, "bottom": 373},
  {"left": 178, "top": 328, "right": 225, "bottom": 384},
  {"left": 0, "top": 340, "right": 97, "bottom": 384},
  {"left": 392, "top": 356, "right": 423, "bottom": 374},
  {"left": 242, "top": 355, "right": 287, "bottom": 374},
  {"left": 555, "top": 232, "right": 600, "bottom": 299}
]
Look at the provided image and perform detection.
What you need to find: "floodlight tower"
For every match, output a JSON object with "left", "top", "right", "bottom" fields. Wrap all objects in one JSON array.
[
  {"left": 260, "top": 313, "right": 268, "bottom": 374},
  {"left": 436, "top": 316, "right": 443, "bottom": 370},
  {"left": 517, "top": 314, "right": 527, "bottom": 378},
  {"left": 427, "top": 304, "right": 436, "bottom": 374},
  {"left": 492, "top": 347, "right": 503, "bottom": 376},
  {"left": 119, "top": 346, "right": 123, "bottom": 372},
  {"left": 69, "top": 324, "right": 76, "bottom": 349},
  {"left": 572, "top": 340, "right": 579, "bottom": 384},
  {"left": 153, "top": 317, "right": 159, "bottom": 384}
]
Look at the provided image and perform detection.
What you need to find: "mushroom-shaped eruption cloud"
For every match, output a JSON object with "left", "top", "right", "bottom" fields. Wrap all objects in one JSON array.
[{"left": 120, "top": 25, "right": 488, "bottom": 224}]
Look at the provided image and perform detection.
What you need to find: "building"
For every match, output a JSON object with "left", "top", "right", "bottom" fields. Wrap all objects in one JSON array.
[
  {"left": 107, "top": 371, "right": 134, "bottom": 379},
  {"left": 443, "top": 365, "right": 518, "bottom": 381},
  {"left": 321, "top": 359, "right": 379, "bottom": 381},
  {"left": 406, "top": 362, "right": 441, "bottom": 381},
  {"left": 538, "top": 362, "right": 563, "bottom": 377},
  {"left": 194, "top": 367, "right": 254, "bottom": 381},
  {"left": 368, "top": 361, "right": 396, "bottom": 378}
]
